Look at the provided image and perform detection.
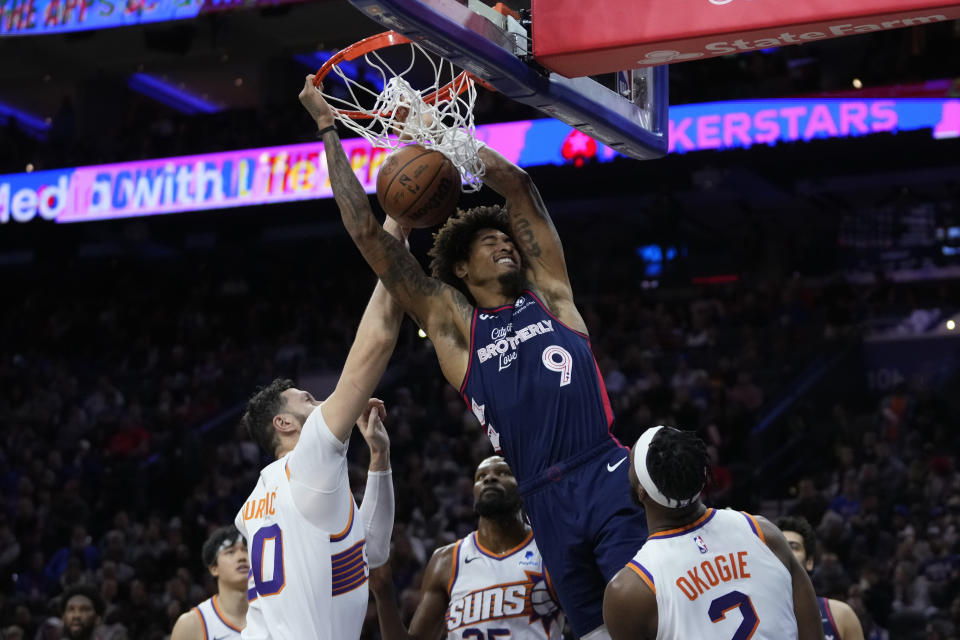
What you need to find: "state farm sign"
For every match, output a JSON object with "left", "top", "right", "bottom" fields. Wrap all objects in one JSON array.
[{"left": 532, "top": 0, "right": 960, "bottom": 77}]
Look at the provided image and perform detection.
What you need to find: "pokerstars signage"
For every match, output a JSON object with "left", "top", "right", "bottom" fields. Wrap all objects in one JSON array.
[
  {"left": 1, "top": 98, "right": 957, "bottom": 224},
  {"left": 669, "top": 99, "right": 893, "bottom": 153},
  {"left": 532, "top": 0, "right": 960, "bottom": 77}
]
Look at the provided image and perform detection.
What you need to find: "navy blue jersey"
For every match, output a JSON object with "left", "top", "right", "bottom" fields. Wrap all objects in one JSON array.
[
  {"left": 460, "top": 290, "right": 616, "bottom": 485},
  {"left": 819, "top": 598, "right": 841, "bottom": 640}
]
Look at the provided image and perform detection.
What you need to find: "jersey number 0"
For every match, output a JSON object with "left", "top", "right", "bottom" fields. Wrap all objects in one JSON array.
[{"left": 250, "top": 524, "right": 286, "bottom": 597}]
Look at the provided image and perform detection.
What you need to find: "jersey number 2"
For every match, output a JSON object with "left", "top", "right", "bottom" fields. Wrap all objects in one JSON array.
[
  {"left": 708, "top": 591, "right": 758, "bottom": 640},
  {"left": 250, "top": 524, "right": 285, "bottom": 597},
  {"left": 541, "top": 345, "right": 572, "bottom": 386}
]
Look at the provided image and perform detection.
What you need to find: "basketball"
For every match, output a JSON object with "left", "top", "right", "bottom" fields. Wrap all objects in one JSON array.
[
  {"left": 376, "top": 144, "right": 461, "bottom": 228},
  {"left": 529, "top": 579, "right": 559, "bottom": 618}
]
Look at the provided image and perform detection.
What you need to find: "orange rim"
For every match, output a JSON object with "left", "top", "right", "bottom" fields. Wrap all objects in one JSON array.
[{"left": 312, "top": 30, "right": 494, "bottom": 120}]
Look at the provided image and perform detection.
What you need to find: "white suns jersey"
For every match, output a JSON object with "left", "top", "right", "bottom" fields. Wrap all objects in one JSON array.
[
  {"left": 629, "top": 508, "right": 798, "bottom": 640},
  {"left": 445, "top": 531, "right": 564, "bottom": 640},
  {"left": 235, "top": 409, "right": 368, "bottom": 640},
  {"left": 193, "top": 595, "right": 242, "bottom": 639}
]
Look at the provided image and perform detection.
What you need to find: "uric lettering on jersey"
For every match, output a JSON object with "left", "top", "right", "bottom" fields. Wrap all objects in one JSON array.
[
  {"left": 242, "top": 489, "right": 278, "bottom": 521},
  {"left": 446, "top": 583, "right": 528, "bottom": 629},
  {"left": 675, "top": 551, "right": 750, "bottom": 601},
  {"left": 477, "top": 320, "right": 554, "bottom": 363}
]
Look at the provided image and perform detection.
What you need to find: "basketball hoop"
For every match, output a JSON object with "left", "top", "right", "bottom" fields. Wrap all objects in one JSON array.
[{"left": 311, "top": 31, "right": 490, "bottom": 191}]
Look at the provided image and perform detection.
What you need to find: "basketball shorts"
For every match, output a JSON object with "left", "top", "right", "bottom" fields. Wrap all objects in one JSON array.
[{"left": 518, "top": 439, "right": 649, "bottom": 637}]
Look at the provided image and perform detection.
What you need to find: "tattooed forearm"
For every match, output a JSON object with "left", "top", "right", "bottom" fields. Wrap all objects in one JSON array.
[
  {"left": 324, "top": 131, "right": 377, "bottom": 233},
  {"left": 373, "top": 229, "right": 443, "bottom": 328},
  {"left": 512, "top": 217, "right": 543, "bottom": 259},
  {"left": 379, "top": 237, "right": 442, "bottom": 296},
  {"left": 324, "top": 131, "right": 457, "bottom": 334}
]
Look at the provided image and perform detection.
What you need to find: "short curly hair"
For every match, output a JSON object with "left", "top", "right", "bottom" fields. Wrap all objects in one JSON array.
[
  {"left": 776, "top": 515, "right": 818, "bottom": 566},
  {"left": 241, "top": 378, "right": 294, "bottom": 456},
  {"left": 427, "top": 205, "right": 518, "bottom": 304},
  {"left": 61, "top": 583, "right": 105, "bottom": 616}
]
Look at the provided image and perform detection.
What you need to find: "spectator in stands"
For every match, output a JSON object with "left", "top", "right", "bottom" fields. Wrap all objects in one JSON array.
[
  {"left": 60, "top": 584, "right": 104, "bottom": 640},
  {"left": 777, "top": 515, "right": 865, "bottom": 640}
]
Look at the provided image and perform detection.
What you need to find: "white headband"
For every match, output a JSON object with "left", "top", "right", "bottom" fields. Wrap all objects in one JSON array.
[
  {"left": 633, "top": 426, "right": 701, "bottom": 509},
  {"left": 216, "top": 534, "right": 244, "bottom": 557}
]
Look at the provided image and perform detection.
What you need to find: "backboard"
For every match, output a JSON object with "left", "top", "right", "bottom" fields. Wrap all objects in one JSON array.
[{"left": 347, "top": 0, "right": 669, "bottom": 161}]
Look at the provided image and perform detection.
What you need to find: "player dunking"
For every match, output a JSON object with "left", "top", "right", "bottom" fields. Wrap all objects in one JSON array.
[
  {"left": 171, "top": 526, "right": 248, "bottom": 639},
  {"left": 369, "top": 456, "right": 564, "bottom": 640},
  {"left": 603, "top": 426, "right": 824, "bottom": 640},
  {"left": 777, "top": 515, "right": 865, "bottom": 640},
  {"left": 299, "top": 75, "right": 646, "bottom": 640},
  {"left": 235, "top": 218, "right": 404, "bottom": 640}
]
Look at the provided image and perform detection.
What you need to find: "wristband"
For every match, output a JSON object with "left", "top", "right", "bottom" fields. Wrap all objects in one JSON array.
[{"left": 317, "top": 125, "right": 337, "bottom": 138}]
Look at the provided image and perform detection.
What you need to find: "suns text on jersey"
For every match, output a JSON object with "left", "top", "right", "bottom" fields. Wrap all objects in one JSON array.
[{"left": 446, "top": 580, "right": 531, "bottom": 630}]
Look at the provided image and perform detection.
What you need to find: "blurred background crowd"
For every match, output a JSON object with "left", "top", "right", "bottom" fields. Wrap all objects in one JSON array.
[{"left": 2, "top": 239, "right": 959, "bottom": 638}]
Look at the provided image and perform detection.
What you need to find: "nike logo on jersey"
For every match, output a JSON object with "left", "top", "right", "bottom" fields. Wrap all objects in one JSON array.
[
  {"left": 607, "top": 457, "right": 627, "bottom": 472},
  {"left": 464, "top": 556, "right": 479, "bottom": 563}
]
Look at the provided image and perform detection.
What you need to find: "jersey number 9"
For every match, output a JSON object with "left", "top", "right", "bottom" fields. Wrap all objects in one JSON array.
[{"left": 541, "top": 346, "right": 573, "bottom": 387}]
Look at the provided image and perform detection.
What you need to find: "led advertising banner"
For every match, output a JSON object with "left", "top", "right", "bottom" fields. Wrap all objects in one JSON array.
[
  {"left": 1, "top": 98, "right": 957, "bottom": 224},
  {"left": 0, "top": 0, "right": 303, "bottom": 36},
  {"left": 1, "top": 0, "right": 201, "bottom": 35}
]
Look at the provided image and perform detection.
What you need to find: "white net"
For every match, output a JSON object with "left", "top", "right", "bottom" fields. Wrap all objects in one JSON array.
[{"left": 317, "top": 39, "right": 485, "bottom": 192}]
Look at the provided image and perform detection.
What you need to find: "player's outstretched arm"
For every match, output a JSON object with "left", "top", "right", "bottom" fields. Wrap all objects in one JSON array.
[
  {"left": 356, "top": 399, "right": 395, "bottom": 568},
  {"left": 829, "top": 598, "right": 865, "bottom": 640},
  {"left": 477, "top": 145, "right": 584, "bottom": 327},
  {"left": 369, "top": 545, "right": 453, "bottom": 640},
  {"left": 603, "top": 566, "right": 658, "bottom": 640},
  {"left": 298, "top": 77, "right": 473, "bottom": 368},
  {"left": 170, "top": 610, "right": 202, "bottom": 640},
  {"left": 757, "top": 517, "right": 826, "bottom": 640},
  {"left": 319, "top": 217, "right": 406, "bottom": 441}
]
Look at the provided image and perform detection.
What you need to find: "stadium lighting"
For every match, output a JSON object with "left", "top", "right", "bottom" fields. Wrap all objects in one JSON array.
[
  {"left": 0, "top": 100, "right": 51, "bottom": 140},
  {"left": 128, "top": 73, "right": 222, "bottom": 115}
]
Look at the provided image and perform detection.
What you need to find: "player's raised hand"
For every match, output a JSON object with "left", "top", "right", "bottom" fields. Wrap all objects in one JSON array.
[
  {"left": 391, "top": 103, "right": 436, "bottom": 141},
  {"left": 357, "top": 397, "right": 389, "bottom": 456},
  {"left": 299, "top": 74, "right": 336, "bottom": 129},
  {"left": 383, "top": 215, "right": 411, "bottom": 248}
]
